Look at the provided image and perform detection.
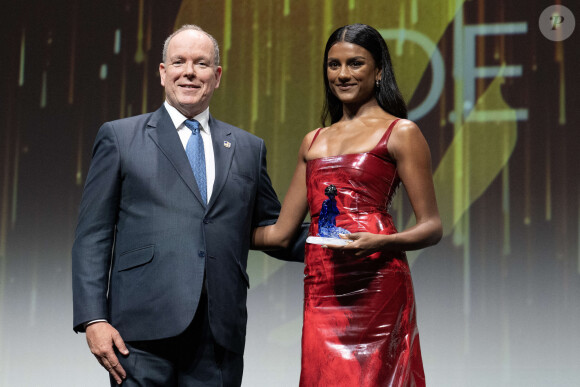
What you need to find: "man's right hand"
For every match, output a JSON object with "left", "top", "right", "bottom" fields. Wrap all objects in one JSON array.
[{"left": 86, "top": 322, "right": 129, "bottom": 385}]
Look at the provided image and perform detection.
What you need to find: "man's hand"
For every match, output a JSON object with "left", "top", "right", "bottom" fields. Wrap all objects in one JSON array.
[{"left": 86, "top": 322, "right": 129, "bottom": 384}]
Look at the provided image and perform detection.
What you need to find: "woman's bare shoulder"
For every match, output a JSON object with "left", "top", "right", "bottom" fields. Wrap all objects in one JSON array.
[
  {"left": 388, "top": 119, "right": 428, "bottom": 159},
  {"left": 392, "top": 118, "right": 420, "bottom": 133},
  {"left": 390, "top": 119, "right": 424, "bottom": 142},
  {"left": 303, "top": 127, "right": 324, "bottom": 144},
  {"left": 299, "top": 126, "right": 330, "bottom": 159}
]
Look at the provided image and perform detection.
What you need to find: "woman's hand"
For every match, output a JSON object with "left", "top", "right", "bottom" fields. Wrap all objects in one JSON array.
[{"left": 323, "top": 232, "right": 392, "bottom": 258}]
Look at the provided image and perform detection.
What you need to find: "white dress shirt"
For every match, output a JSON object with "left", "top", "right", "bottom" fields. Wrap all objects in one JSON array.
[{"left": 164, "top": 101, "right": 216, "bottom": 203}]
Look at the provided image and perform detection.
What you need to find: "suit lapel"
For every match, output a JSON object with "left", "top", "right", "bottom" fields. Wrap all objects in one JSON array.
[
  {"left": 208, "top": 115, "right": 235, "bottom": 211},
  {"left": 146, "top": 106, "right": 206, "bottom": 207}
]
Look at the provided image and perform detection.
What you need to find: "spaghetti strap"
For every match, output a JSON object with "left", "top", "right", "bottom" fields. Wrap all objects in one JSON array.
[
  {"left": 308, "top": 128, "right": 324, "bottom": 151},
  {"left": 371, "top": 119, "right": 400, "bottom": 153}
]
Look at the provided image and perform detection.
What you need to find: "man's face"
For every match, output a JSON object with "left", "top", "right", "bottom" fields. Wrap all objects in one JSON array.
[{"left": 159, "top": 30, "right": 222, "bottom": 117}]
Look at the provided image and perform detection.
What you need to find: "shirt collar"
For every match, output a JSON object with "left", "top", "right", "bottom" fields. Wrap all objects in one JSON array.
[{"left": 163, "top": 101, "right": 211, "bottom": 134}]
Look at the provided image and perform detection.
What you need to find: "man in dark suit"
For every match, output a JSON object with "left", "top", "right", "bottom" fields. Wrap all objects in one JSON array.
[{"left": 72, "top": 24, "right": 304, "bottom": 386}]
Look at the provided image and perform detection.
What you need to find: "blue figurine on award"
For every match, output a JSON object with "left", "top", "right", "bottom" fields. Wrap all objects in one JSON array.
[{"left": 306, "top": 184, "right": 352, "bottom": 246}]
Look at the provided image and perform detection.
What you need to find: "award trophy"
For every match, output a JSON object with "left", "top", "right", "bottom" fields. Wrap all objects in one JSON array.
[{"left": 306, "top": 184, "right": 352, "bottom": 246}]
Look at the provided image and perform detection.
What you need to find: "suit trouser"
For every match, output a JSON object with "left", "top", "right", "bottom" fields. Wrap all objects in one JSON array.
[{"left": 111, "top": 293, "right": 243, "bottom": 387}]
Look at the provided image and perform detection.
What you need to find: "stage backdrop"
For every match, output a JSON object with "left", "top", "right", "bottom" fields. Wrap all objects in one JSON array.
[{"left": 0, "top": 0, "right": 578, "bottom": 386}]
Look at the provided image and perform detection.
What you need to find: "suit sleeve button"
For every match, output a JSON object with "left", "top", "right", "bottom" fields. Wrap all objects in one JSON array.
[{"left": 198, "top": 251, "right": 205, "bottom": 257}]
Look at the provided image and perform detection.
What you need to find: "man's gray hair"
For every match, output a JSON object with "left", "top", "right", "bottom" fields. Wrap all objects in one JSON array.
[{"left": 162, "top": 24, "right": 220, "bottom": 66}]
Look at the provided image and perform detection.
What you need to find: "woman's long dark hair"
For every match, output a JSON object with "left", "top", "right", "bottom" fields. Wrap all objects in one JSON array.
[{"left": 321, "top": 24, "right": 407, "bottom": 125}]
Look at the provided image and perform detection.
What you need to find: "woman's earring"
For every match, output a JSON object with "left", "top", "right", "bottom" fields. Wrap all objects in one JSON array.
[{"left": 375, "top": 79, "right": 380, "bottom": 89}]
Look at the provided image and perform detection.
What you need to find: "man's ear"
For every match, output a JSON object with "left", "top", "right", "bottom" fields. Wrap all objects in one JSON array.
[
  {"left": 214, "top": 66, "right": 223, "bottom": 89},
  {"left": 159, "top": 63, "right": 166, "bottom": 87}
]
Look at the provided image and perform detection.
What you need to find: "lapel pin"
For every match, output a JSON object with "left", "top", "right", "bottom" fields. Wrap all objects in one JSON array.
[{"left": 223, "top": 141, "right": 231, "bottom": 148}]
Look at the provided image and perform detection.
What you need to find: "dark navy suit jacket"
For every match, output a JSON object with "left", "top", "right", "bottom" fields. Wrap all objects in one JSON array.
[{"left": 72, "top": 105, "right": 303, "bottom": 354}]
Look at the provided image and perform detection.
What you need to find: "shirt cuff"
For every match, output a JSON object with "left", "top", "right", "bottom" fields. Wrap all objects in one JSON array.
[{"left": 83, "top": 319, "right": 108, "bottom": 329}]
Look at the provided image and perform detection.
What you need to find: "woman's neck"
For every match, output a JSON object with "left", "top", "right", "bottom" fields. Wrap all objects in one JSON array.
[{"left": 341, "top": 98, "right": 382, "bottom": 121}]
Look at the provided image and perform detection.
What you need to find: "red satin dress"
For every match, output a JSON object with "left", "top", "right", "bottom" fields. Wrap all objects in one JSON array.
[{"left": 300, "top": 119, "right": 425, "bottom": 387}]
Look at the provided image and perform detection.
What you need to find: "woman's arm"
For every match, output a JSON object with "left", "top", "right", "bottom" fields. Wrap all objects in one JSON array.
[
  {"left": 385, "top": 119, "right": 442, "bottom": 247},
  {"left": 252, "top": 132, "right": 312, "bottom": 249},
  {"left": 331, "top": 120, "right": 442, "bottom": 257}
]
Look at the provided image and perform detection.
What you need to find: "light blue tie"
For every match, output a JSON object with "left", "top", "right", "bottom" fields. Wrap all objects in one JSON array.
[{"left": 184, "top": 119, "right": 207, "bottom": 203}]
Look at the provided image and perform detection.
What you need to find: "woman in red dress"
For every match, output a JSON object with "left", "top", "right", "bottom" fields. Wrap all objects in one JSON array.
[{"left": 253, "top": 24, "right": 442, "bottom": 386}]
